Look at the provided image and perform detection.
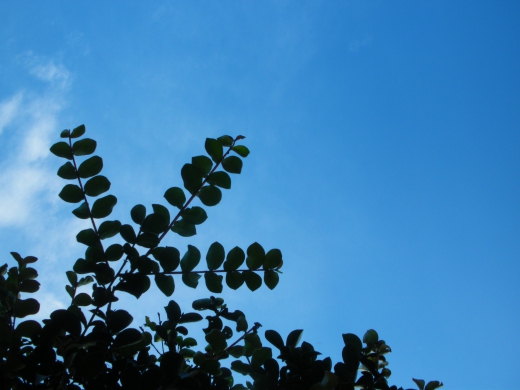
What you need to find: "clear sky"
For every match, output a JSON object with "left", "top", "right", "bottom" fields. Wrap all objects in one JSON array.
[{"left": 1, "top": 2, "right": 519, "bottom": 389}]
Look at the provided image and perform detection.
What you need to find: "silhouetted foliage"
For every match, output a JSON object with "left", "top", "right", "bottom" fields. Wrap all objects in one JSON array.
[{"left": 0, "top": 125, "right": 442, "bottom": 390}]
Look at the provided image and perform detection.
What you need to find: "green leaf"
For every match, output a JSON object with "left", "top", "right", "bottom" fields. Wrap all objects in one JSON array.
[
  {"left": 84, "top": 175, "right": 111, "bottom": 197},
  {"left": 131, "top": 204, "right": 146, "bottom": 224},
  {"left": 73, "top": 293, "right": 92, "bottom": 306},
  {"left": 192, "top": 298, "right": 214, "bottom": 311},
  {"left": 57, "top": 161, "right": 77, "bottom": 179},
  {"left": 217, "top": 135, "right": 233, "bottom": 146},
  {"left": 179, "top": 312, "right": 203, "bottom": 323},
  {"left": 153, "top": 246, "right": 180, "bottom": 272},
  {"left": 246, "top": 242, "right": 265, "bottom": 270},
  {"left": 107, "top": 310, "right": 133, "bottom": 333},
  {"left": 205, "top": 329, "right": 227, "bottom": 353},
  {"left": 181, "top": 163, "right": 203, "bottom": 194},
  {"left": 113, "top": 328, "right": 142, "bottom": 349},
  {"left": 135, "top": 232, "right": 160, "bottom": 248},
  {"left": 425, "top": 381, "right": 443, "bottom": 390},
  {"left": 181, "top": 245, "right": 200, "bottom": 272},
  {"left": 59, "top": 184, "right": 84, "bottom": 203},
  {"left": 222, "top": 156, "right": 242, "bottom": 174},
  {"left": 198, "top": 185, "right": 222, "bottom": 206},
  {"left": 182, "top": 273, "right": 200, "bottom": 288},
  {"left": 264, "top": 249, "right": 282, "bottom": 269},
  {"left": 141, "top": 213, "right": 169, "bottom": 234},
  {"left": 224, "top": 247, "right": 245, "bottom": 271},
  {"left": 115, "top": 274, "right": 150, "bottom": 299},
  {"left": 78, "top": 156, "right": 103, "bottom": 178},
  {"left": 120, "top": 224, "right": 137, "bottom": 243},
  {"left": 155, "top": 274, "right": 175, "bottom": 297},
  {"left": 264, "top": 270, "right": 279, "bottom": 290},
  {"left": 243, "top": 271, "right": 262, "bottom": 291},
  {"left": 206, "top": 242, "right": 225, "bottom": 270},
  {"left": 171, "top": 219, "right": 196, "bottom": 237},
  {"left": 207, "top": 171, "right": 231, "bottom": 189},
  {"left": 164, "top": 187, "right": 186, "bottom": 208},
  {"left": 165, "top": 300, "right": 182, "bottom": 323},
  {"left": 228, "top": 345, "right": 245, "bottom": 358},
  {"left": 231, "top": 360, "right": 252, "bottom": 376},
  {"left": 76, "top": 228, "right": 98, "bottom": 246},
  {"left": 72, "top": 138, "right": 97, "bottom": 156},
  {"left": 205, "top": 138, "right": 223, "bottom": 162},
  {"left": 204, "top": 272, "right": 223, "bottom": 293},
  {"left": 225, "top": 271, "right": 244, "bottom": 290},
  {"left": 50, "top": 141, "right": 72, "bottom": 159},
  {"left": 19, "top": 280, "right": 40, "bottom": 293},
  {"left": 413, "top": 379, "right": 425, "bottom": 390},
  {"left": 182, "top": 207, "right": 208, "bottom": 225},
  {"left": 192, "top": 155, "right": 213, "bottom": 175},
  {"left": 77, "top": 275, "right": 94, "bottom": 287},
  {"left": 200, "top": 359, "right": 221, "bottom": 375},
  {"left": 152, "top": 204, "right": 170, "bottom": 222},
  {"left": 251, "top": 347, "right": 272, "bottom": 369},
  {"left": 237, "top": 316, "right": 248, "bottom": 332},
  {"left": 70, "top": 124, "right": 85, "bottom": 138},
  {"left": 342, "top": 333, "right": 362, "bottom": 354},
  {"left": 14, "top": 298, "right": 40, "bottom": 318},
  {"left": 286, "top": 329, "right": 303, "bottom": 348},
  {"left": 363, "top": 329, "right": 379, "bottom": 344},
  {"left": 98, "top": 220, "right": 121, "bottom": 239},
  {"left": 265, "top": 330, "right": 284, "bottom": 350},
  {"left": 91, "top": 195, "right": 117, "bottom": 218},
  {"left": 72, "top": 202, "right": 90, "bottom": 219},
  {"left": 60, "top": 129, "right": 70, "bottom": 138},
  {"left": 232, "top": 145, "right": 250, "bottom": 157}
]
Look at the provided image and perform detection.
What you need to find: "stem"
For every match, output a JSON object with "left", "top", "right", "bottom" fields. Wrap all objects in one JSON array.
[{"left": 122, "top": 269, "right": 269, "bottom": 277}]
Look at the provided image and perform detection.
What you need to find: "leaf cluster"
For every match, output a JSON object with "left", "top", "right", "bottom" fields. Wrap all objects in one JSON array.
[{"left": 0, "top": 125, "right": 442, "bottom": 390}]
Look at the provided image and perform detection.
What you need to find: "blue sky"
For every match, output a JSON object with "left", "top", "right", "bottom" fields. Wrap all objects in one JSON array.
[{"left": 1, "top": 2, "right": 519, "bottom": 389}]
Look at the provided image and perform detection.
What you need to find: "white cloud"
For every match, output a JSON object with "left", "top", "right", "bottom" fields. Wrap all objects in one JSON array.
[{"left": 0, "top": 92, "right": 23, "bottom": 135}]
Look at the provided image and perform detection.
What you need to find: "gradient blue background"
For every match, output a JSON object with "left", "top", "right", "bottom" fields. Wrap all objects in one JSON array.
[{"left": 1, "top": 2, "right": 519, "bottom": 389}]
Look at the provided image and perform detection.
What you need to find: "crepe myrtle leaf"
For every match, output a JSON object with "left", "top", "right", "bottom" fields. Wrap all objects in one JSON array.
[
  {"left": 78, "top": 156, "right": 103, "bottom": 178},
  {"left": 204, "top": 272, "right": 223, "bottom": 293},
  {"left": 227, "top": 346, "right": 245, "bottom": 358},
  {"left": 152, "top": 204, "right": 170, "bottom": 222},
  {"left": 120, "top": 224, "right": 137, "bottom": 244},
  {"left": 207, "top": 171, "right": 231, "bottom": 189},
  {"left": 66, "top": 271, "right": 78, "bottom": 286},
  {"left": 286, "top": 329, "right": 304, "bottom": 349},
  {"left": 182, "top": 207, "right": 208, "bottom": 225},
  {"left": 115, "top": 274, "right": 150, "bottom": 299},
  {"left": 425, "top": 381, "right": 444, "bottom": 390},
  {"left": 265, "top": 330, "right": 284, "bottom": 350},
  {"left": 72, "top": 138, "right": 97, "bottom": 156},
  {"left": 251, "top": 347, "right": 272, "bottom": 369},
  {"left": 84, "top": 175, "right": 111, "bottom": 197},
  {"left": 19, "top": 280, "right": 40, "bottom": 293},
  {"left": 171, "top": 219, "right": 196, "bottom": 237},
  {"left": 206, "top": 242, "right": 225, "bottom": 270},
  {"left": 206, "top": 329, "right": 227, "bottom": 353},
  {"left": 98, "top": 220, "right": 121, "bottom": 239},
  {"left": 413, "top": 379, "right": 425, "bottom": 390},
  {"left": 200, "top": 359, "right": 221, "bottom": 375},
  {"left": 225, "top": 270, "right": 244, "bottom": 290},
  {"left": 50, "top": 141, "right": 73, "bottom": 159},
  {"left": 231, "top": 360, "right": 252, "bottom": 376},
  {"left": 65, "top": 198, "right": 90, "bottom": 223},
  {"left": 153, "top": 246, "right": 180, "bottom": 272},
  {"left": 14, "top": 298, "right": 40, "bottom": 318},
  {"left": 223, "top": 247, "right": 245, "bottom": 271},
  {"left": 182, "top": 273, "right": 201, "bottom": 288},
  {"left": 164, "top": 187, "right": 186, "bottom": 208},
  {"left": 57, "top": 161, "right": 77, "bottom": 180},
  {"left": 222, "top": 156, "right": 242, "bottom": 174},
  {"left": 70, "top": 124, "right": 86, "bottom": 138},
  {"left": 113, "top": 328, "right": 143, "bottom": 349},
  {"left": 76, "top": 229, "right": 98, "bottom": 246},
  {"left": 181, "top": 245, "right": 201, "bottom": 272},
  {"left": 131, "top": 204, "right": 146, "bottom": 224},
  {"left": 181, "top": 163, "right": 203, "bottom": 194},
  {"left": 73, "top": 293, "right": 92, "bottom": 306},
  {"left": 135, "top": 232, "right": 160, "bottom": 248},
  {"left": 141, "top": 213, "right": 169, "bottom": 234},
  {"left": 246, "top": 242, "right": 265, "bottom": 270},
  {"left": 243, "top": 271, "right": 262, "bottom": 291},
  {"left": 91, "top": 195, "right": 117, "bottom": 219},
  {"left": 192, "top": 155, "right": 213, "bottom": 175},
  {"left": 205, "top": 138, "right": 223, "bottom": 162},
  {"left": 264, "top": 270, "right": 279, "bottom": 290},
  {"left": 232, "top": 145, "right": 250, "bottom": 158},
  {"left": 342, "top": 333, "right": 362, "bottom": 355},
  {"left": 60, "top": 129, "right": 70, "bottom": 138},
  {"left": 264, "top": 249, "right": 282, "bottom": 269},
  {"left": 217, "top": 135, "right": 233, "bottom": 147},
  {"left": 165, "top": 300, "right": 182, "bottom": 323},
  {"left": 107, "top": 310, "right": 133, "bottom": 333},
  {"left": 59, "top": 184, "right": 84, "bottom": 203},
  {"left": 363, "top": 329, "right": 379, "bottom": 344},
  {"left": 155, "top": 274, "right": 175, "bottom": 297},
  {"left": 198, "top": 185, "right": 222, "bottom": 207},
  {"left": 179, "top": 312, "right": 203, "bottom": 323}
]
